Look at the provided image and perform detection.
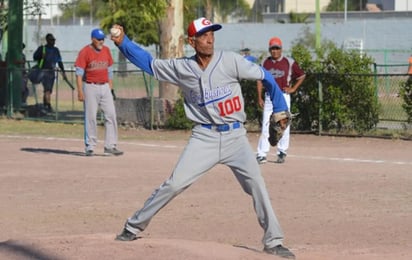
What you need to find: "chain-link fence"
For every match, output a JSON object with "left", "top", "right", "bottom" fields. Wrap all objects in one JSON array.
[
  {"left": 290, "top": 72, "right": 411, "bottom": 139},
  {"left": 2, "top": 62, "right": 158, "bottom": 123},
  {"left": 242, "top": 70, "right": 412, "bottom": 139},
  {"left": 1, "top": 62, "right": 411, "bottom": 139}
]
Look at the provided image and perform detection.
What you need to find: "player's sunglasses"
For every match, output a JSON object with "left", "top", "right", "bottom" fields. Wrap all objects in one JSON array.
[
  {"left": 96, "top": 38, "right": 105, "bottom": 41},
  {"left": 270, "top": 46, "right": 282, "bottom": 50}
]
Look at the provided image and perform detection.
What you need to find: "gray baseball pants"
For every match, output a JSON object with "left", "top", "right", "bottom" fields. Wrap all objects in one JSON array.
[
  {"left": 124, "top": 124, "right": 285, "bottom": 248},
  {"left": 83, "top": 82, "right": 118, "bottom": 151}
]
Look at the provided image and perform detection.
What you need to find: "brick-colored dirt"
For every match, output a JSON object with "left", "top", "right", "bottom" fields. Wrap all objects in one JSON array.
[{"left": 1, "top": 131, "right": 411, "bottom": 260}]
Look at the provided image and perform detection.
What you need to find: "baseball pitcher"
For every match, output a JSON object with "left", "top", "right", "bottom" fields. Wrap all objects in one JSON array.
[{"left": 111, "top": 18, "right": 295, "bottom": 259}]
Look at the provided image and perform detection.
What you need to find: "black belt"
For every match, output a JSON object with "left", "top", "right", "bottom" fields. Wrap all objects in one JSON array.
[
  {"left": 201, "top": 122, "right": 241, "bottom": 132},
  {"left": 86, "top": 81, "right": 107, "bottom": 85}
]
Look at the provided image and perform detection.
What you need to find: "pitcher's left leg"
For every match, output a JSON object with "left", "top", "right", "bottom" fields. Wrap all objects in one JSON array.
[{"left": 222, "top": 131, "right": 284, "bottom": 248}]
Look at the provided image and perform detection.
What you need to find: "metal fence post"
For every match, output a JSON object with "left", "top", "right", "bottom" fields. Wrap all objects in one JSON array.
[
  {"left": 142, "top": 71, "right": 154, "bottom": 130},
  {"left": 55, "top": 69, "right": 59, "bottom": 121},
  {"left": 317, "top": 74, "right": 323, "bottom": 136}
]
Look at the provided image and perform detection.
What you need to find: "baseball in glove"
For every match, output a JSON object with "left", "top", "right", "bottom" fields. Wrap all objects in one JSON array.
[{"left": 268, "top": 111, "right": 291, "bottom": 146}]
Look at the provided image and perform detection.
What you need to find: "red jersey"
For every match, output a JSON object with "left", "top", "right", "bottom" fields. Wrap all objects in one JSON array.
[
  {"left": 261, "top": 55, "right": 305, "bottom": 91},
  {"left": 408, "top": 56, "right": 412, "bottom": 75},
  {"left": 75, "top": 45, "right": 113, "bottom": 83}
]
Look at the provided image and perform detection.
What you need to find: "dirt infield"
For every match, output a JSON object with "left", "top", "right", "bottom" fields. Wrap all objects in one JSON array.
[{"left": 0, "top": 131, "right": 411, "bottom": 260}]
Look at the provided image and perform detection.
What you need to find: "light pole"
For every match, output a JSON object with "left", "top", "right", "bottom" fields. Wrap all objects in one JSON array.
[
  {"left": 315, "top": 0, "right": 320, "bottom": 50},
  {"left": 344, "top": 0, "right": 347, "bottom": 22}
]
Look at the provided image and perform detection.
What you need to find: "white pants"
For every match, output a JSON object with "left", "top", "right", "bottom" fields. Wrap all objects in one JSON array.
[{"left": 257, "top": 92, "right": 291, "bottom": 157}]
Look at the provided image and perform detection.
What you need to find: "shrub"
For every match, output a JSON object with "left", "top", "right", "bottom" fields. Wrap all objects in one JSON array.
[
  {"left": 290, "top": 43, "right": 379, "bottom": 133},
  {"left": 400, "top": 78, "right": 412, "bottom": 123},
  {"left": 240, "top": 79, "right": 261, "bottom": 126},
  {"left": 165, "top": 95, "right": 193, "bottom": 130}
]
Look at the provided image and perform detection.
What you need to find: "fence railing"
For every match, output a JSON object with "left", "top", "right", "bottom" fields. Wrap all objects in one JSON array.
[
  {"left": 0, "top": 65, "right": 411, "bottom": 140},
  {"left": 0, "top": 65, "right": 157, "bottom": 123}
]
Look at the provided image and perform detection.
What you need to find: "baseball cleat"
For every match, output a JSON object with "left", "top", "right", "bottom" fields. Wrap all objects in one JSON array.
[
  {"left": 115, "top": 228, "right": 137, "bottom": 241},
  {"left": 256, "top": 156, "right": 267, "bottom": 164},
  {"left": 263, "top": 245, "right": 295, "bottom": 259},
  {"left": 85, "top": 150, "right": 94, "bottom": 156},
  {"left": 104, "top": 147, "right": 124, "bottom": 156},
  {"left": 275, "top": 152, "right": 286, "bottom": 163}
]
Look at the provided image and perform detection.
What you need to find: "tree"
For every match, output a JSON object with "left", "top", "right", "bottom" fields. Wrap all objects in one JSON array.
[
  {"left": 0, "top": 0, "right": 7, "bottom": 41},
  {"left": 288, "top": 11, "right": 310, "bottom": 24},
  {"left": 326, "top": 0, "right": 365, "bottom": 11},
  {"left": 158, "top": 0, "right": 184, "bottom": 100},
  {"left": 98, "top": 0, "right": 166, "bottom": 46},
  {"left": 57, "top": 0, "right": 249, "bottom": 102},
  {"left": 58, "top": 0, "right": 96, "bottom": 22},
  {"left": 182, "top": 0, "right": 250, "bottom": 23},
  {"left": 213, "top": 0, "right": 250, "bottom": 22}
]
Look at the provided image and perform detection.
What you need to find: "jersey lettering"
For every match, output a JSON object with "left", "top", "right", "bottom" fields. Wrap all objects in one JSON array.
[
  {"left": 190, "top": 85, "right": 233, "bottom": 107},
  {"left": 218, "top": 96, "right": 241, "bottom": 116}
]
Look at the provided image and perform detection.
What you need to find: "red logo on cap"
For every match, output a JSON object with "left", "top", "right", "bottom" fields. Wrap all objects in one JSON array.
[{"left": 202, "top": 18, "right": 211, "bottom": 26}]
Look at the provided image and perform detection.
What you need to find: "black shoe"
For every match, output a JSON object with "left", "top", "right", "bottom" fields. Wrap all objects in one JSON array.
[
  {"left": 104, "top": 147, "right": 124, "bottom": 156},
  {"left": 115, "top": 228, "right": 136, "bottom": 241},
  {"left": 85, "top": 150, "right": 94, "bottom": 156},
  {"left": 264, "top": 245, "right": 295, "bottom": 259},
  {"left": 275, "top": 152, "right": 286, "bottom": 163},
  {"left": 44, "top": 104, "right": 53, "bottom": 113},
  {"left": 256, "top": 156, "right": 267, "bottom": 164}
]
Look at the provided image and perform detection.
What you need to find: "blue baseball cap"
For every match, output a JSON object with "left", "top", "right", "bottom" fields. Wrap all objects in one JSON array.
[{"left": 91, "top": 28, "right": 105, "bottom": 40}]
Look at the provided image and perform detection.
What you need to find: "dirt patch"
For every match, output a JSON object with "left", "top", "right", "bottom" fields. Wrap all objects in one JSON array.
[{"left": 0, "top": 132, "right": 411, "bottom": 260}]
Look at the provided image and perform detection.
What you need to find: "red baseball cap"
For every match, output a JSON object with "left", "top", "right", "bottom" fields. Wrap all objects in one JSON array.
[
  {"left": 268, "top": 37, "right": 282, "bottom": 48},
  {"left": 187, "top": 17, "right": 222, "bottom": 37}
]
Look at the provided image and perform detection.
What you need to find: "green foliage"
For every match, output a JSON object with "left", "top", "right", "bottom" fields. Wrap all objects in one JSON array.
[
  {"left": 57, "top": 0, "right": 165, "bottom": 46},
  {"left": 183, "top": 0, "right": 251, "bottom": 25},
  {"left": 0, "top": 1, "right": 7, "bottom": 34},
  {"left": 58, "top": 0, "right": 106, "bottom": 22},
  {"left": 215, "top": 0, "right": 251, "bottom": 22},
  {"left": 400, "top": 79, "right": 412, "bottom": 123},
  {"left": 289, "top": 11, "right": 310, "bottom": 24},
  {"left": 2, "top": 1, "right": 44, "bottom": 35},
  {"left": 240, "top": 26, "right": 380, "bottom": 134},
  {"left": 165, "top": 95, "right": 194, "bottom": 130},
  {"left": 99, "top": 0, "right": 166, "bottom": 46},
  {"left": 326, "top": 0, "right": 363, "bottom": 11},
  {"left": 290, "top": 42, "right": 379, "bottom": 133},
  {"left": 57, "top": 0, "right": 251, "bottom": 47},
  {"left": 291, "top": 26, "right": 336, "bottom": 53},
  {"left": 240, "top": 79, "right": 260, "bottom": 125}
]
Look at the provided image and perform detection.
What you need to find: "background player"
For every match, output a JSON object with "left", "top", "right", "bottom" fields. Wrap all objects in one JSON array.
[
  {"left": 111, "top": 18, "right": 295, "bottom": 259},
  {"left": 240, "top": 47, "right": 258, "bottom": 63},
  {"left": 408, "top": 54, "right": 412, "bottom": 82},
  {"left": 33, "top": 33, "right": 67, "bottom": 112},
  {"left": 256, "top": 37, "right": 305, "bottom": 164},
  {"left": 75, "top": 28, "right": 123, "bottom": 157}
]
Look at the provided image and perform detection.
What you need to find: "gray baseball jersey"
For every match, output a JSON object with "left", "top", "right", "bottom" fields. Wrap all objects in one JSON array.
[
  {"left": 152, "top": 51, "right": 263, "bottom": 124},
  {"left": 116, "top": 36, "right": 287, "bottom": 249}
]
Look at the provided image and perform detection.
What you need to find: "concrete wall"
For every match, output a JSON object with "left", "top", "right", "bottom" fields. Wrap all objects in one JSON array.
[
  {"left": 115, "top": 97, "right": 170, "bottom": 129},
  {"left": 18, "top": 17, "right": 412, "bottom": 67}
]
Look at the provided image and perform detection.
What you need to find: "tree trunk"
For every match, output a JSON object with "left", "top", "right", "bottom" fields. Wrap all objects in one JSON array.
[
  {"left": 158, "top": 0, "right": 184, "bottom": 101},
  {"left": 205, "top": 0, "right": 213, "bottom": 20}
]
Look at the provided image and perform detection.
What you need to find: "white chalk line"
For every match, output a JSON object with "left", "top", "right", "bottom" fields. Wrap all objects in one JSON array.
[
  {"left": 1, "top": 134, "right": 411, "bottom": 166},
  {"left": 282, "top": 154, "right": 412, "bottom": 166},
  {"left": 0, "top": 134, "right": 179, "bottom": 149}
]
